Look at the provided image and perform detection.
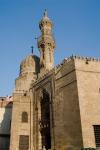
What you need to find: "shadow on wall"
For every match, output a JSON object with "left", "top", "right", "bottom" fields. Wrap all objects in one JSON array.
[{"left": 0, "top": 101, "right": 13, "bottom": 150}]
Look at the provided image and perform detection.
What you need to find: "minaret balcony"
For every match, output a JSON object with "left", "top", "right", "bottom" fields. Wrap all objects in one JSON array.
[{"left": 37, "top": 36, "right": 55, "bottom": 49}]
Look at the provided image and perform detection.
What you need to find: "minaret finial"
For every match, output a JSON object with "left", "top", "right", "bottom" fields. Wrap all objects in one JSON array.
[{"left": 44, "top": 9, "right": 48, "bottom": 17}]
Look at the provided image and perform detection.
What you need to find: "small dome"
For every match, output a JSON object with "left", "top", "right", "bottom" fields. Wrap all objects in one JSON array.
[{"left": 20, "top": 54, "right": 40, "bottom": 75}]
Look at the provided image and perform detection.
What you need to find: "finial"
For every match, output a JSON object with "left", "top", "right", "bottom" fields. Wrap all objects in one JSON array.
[
  {"left": 44, "top": 9, "right": 48, "bottom": 17},
  {"left": 31, "top": 46, "right": 34, "bottom": 54}
]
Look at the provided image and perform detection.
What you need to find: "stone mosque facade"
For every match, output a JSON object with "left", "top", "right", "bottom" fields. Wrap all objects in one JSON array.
[{"left": 1, "top": 11, "right": 100, "bottom": 150}]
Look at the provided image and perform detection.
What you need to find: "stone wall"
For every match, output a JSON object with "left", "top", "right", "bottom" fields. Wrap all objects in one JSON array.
[
  {"left": 10, "top": 92, "right": 33, "bottom": 150},
  {"left": 54, "top": 59, "right": 83, "bottom": 150},
  {"left": 0, "top": 97, "right": 13, "bottom": 150},
  {"left": 75, "top": 58, "right": 100, "bottom": 148}
]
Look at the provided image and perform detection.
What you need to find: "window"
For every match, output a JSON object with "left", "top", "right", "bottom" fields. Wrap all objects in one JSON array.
[
  {"left": 94, "top": 125, "right": 100, "bottom": 148},
  {"left": 22, "top": 112, "right": 28, "bottom": 123},
  {"left": 19, "top": 135, "right": 29, "bottom": 150}
]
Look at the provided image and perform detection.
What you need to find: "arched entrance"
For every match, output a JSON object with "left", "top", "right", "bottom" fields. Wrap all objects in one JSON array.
[{"left": 39, "top": 89, "right": 51, "bottom": 150}]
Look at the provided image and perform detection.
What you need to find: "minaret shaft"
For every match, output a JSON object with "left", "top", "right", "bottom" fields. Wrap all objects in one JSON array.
[{"left": 38, "top": 10, "right": 55, "bottom": 74}]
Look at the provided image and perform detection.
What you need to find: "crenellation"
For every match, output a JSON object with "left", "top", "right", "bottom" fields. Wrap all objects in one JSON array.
[{"left": 71, "top": 55, "right": 100, "bottom": 62}]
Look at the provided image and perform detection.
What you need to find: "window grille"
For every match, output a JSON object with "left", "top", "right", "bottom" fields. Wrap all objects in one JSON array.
[{"left": 19, "top": 135, "right": 29, "bottom": 150}]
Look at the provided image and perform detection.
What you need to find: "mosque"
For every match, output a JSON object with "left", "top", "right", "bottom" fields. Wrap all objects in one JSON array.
[{"left": 0, "top": 10, "right": 100, "bottom": 150}]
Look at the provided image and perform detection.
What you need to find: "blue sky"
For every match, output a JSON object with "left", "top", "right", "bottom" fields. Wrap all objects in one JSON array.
[{"left": 0, "top": 0, "right": 100, "bottom": 96}]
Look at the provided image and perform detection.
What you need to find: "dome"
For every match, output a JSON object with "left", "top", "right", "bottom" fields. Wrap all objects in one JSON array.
[{"left": 20, "top": 54, "right": 40, "bottom": 76}]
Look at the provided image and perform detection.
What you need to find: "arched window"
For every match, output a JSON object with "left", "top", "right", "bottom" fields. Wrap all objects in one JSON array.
[{"left": 22, "top": 112, "right": 28, "bottom": 123}]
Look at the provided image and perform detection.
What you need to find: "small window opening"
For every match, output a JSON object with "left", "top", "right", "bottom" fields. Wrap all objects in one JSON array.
[{"left": 22, "top": 112, "right": 28, "bottom": 123}]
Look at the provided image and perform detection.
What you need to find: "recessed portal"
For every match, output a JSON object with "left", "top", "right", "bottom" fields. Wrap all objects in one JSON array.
[{"left": 40, "top": 89, "right": 51, "bottom": 150}]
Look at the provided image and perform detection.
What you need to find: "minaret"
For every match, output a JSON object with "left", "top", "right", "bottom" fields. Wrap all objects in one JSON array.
[{"left": 38, "top": 10, "right": 55, "bottom": 74}]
